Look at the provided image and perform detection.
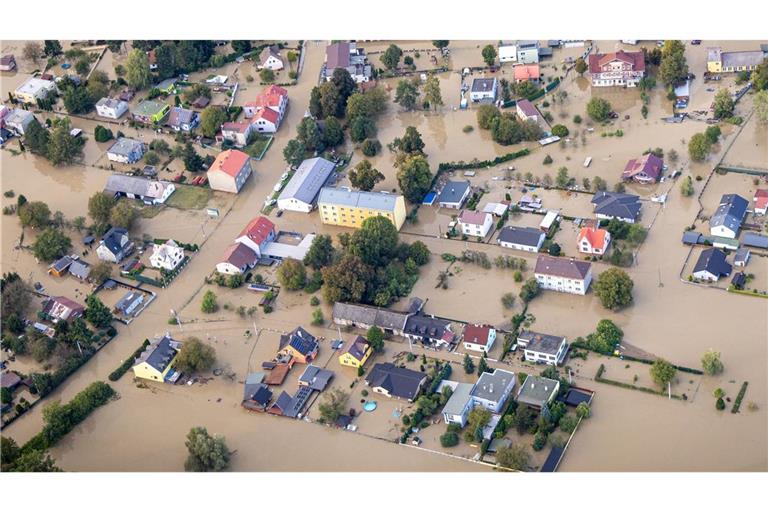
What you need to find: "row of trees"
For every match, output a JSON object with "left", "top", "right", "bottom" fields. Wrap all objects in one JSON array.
[{"left": 476, "top": 104, "right": 544, "bottom": 145}]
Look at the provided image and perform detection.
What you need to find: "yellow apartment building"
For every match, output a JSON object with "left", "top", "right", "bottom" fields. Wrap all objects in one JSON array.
[{"left": 317, "top": 187, "right": 406, "bottom": 230}]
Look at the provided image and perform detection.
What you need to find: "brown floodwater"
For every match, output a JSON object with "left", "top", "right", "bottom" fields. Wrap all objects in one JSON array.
[{"left": 1, "top": 40, "right": 766, "bottom": 471}]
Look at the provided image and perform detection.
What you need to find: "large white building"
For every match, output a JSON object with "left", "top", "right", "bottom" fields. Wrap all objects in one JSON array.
[
  {"left": 277, "top": 157, "right": 336, "bottom": 213},
  {"left": 588, "top": 50, "right": 646, "bottom": 88},
  {"left": 534, "top": 255, "right": 593, "bottom": 295},
  {"left": 150, "top": 240, "right": 185, "bottom": 271},
  {"left": 517, "top": 331, "right": 568, "bottom": 366}
]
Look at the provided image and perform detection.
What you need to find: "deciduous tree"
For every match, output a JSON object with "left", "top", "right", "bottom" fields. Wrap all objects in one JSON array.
[
  {"left": 594, "top": 268, "right": 634, "bottom": 310},
  {"left": 184, "top": 426, "right": 230, "bottom": 472},
  {"left": 349, "top": 160, "right": 384, "bottom": 191},
  {"left": 176, "top": 337, "right": 216, "bottom": 373}
]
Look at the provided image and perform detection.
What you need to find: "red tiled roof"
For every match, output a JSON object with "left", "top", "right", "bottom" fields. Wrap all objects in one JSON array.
[
  {"left": 221, "top": 121, "right": 250, "bottom": 134},
  {"left": 514, "top": 64, "right": 540, "bottom": 81},
  {"left": 459, "top": 210, "right": 490, "bottom": 226},
  {"left": 221, "top": 243, "right": 257, "bottom": 269},
  {"left": 754, "top": 189, "right": 768, "bottom": 199},
  {"left": 238, "top": 216, "right": 275, "bottom": 245},
  {"left": 578, "top": 227, "right": 610, "bottom": 251},
  {"left": 463, "top": 324, "right": 493, "bottom": 347},
  {"left": 588, "top": 50, "right": 645, "bottom": 74},
  {"left": 210, "top": 149, "right": 250, "bottom": 177},
  {"left": 253, "top": 106, "right": 279, "bottom": 124},
  {"left": 622, "top": 153, "right": 663, "bottom": 182}
]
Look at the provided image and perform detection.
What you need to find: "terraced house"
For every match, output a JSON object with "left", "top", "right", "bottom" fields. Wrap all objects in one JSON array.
[{"left": 318, "top": 187, "right": 406, "bottom": 230}]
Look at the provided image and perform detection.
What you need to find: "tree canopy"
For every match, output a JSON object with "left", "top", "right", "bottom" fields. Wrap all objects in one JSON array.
[
  {"left": 593, "top": 268, "right": 634, "bottom": 310},
  {"left": 184, "top": 426, "right": 230, "bottom": 472},
  {"left": 396, "top": 153, "right": 432, "bottom": 203},
  {"left": 176, "top": 337, "right": 216, "bottom": 374},
  {"left": 349, "top": 160, "right": 385, "bottom": 191}
]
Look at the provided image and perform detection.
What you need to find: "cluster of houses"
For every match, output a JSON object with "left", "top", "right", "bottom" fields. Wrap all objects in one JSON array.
[
  {"left": 222, "top": 84, "right": 288, "bottom": 146},
  {"left": 324, "top": 42, "right": 372, "bottom": 83}
]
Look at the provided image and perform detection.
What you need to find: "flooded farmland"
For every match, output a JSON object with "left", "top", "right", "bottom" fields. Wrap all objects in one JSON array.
[{"left": 1, "top": 39, "right": 766, "bottom": 472}]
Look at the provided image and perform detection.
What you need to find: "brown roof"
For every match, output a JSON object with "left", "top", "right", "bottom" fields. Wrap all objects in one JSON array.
[
  {"left": 588, "top": 50, "right": 645, "bottom": 74},
  {"left": 263, "top": 363, "right": 291, "bottom": 385},
  {"left": 458, "top": 210, "right": 490, "bottom": 226},
  {"left": 534, "top": 255, "right": 592, "bottom": 280},
  {"left": 516, "top": 99, "right": 539, "bottom": 118},
  {"left": 221, "top": 243, "right": 257, "bottom": 269},
  {"left": 326, "top": 42, "right": 350, "bottom": 70}
]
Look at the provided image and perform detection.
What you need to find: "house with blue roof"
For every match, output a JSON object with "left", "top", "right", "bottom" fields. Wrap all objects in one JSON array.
[
  {"left": 437, "top": 180, "right": 471, "bottom": 209},
  {"left": 710, "top": 194, "right": 748, "bottom": 238},
  {"left": 693, "top": 248, "right": 732, "bottom": 282}
]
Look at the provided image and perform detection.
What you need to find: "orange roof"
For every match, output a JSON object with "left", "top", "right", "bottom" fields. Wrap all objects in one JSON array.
[
  {"left": 246, "top": 84, "right": 287, "bottom": 109},
  {"left": 209, "top": 150, "right": 250, "bottom": 177},
  {"left": 252, "top": 106, "right": 280, "bottom": 124},
  {"left": 238, "top": 216, "right": 275, "bottom": 245},
  {"left": 578, "top": 227, "right": 609, "bottom": 250},
  {"left": 514, "top": 64, "right": 540, "bottom": 81}
]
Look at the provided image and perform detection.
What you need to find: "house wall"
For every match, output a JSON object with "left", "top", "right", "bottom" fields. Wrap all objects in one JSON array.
[
  {"left": 693, "top": 270, "right": 719, "bottom": 281},
  {"left": 460, "top": 216, "right": 492, "bottom": 237},
  {"left": 499, "top": 238, "right": 543, "bottom": 252},
  {"left": 208, "top": 161, "right": 252, "bottom": 194},
  {"left": 277, "top": 196, "right": 314, "bottom": 213},
  {"left": 596, "top": 212, "right": 636, "bottom": 224},
  {"left": 216, "top": 261, "right": 247, "bottom": 275},
  {"left": 535, "top": 270, "right": 591, "bottom": 295},
  {"left": 710, "top": 225, "right": 737, "bottom": 239},
  {"left": 319, "top": 196, "right": 406, "bottom": 230},
  {"left": 523, "top": 341, "right": 567, "bottom": 366}
]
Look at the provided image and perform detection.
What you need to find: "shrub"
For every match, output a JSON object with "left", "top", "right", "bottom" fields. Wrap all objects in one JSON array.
[{"left": 440, "top": 431, "right": 459, "bottom": 448}]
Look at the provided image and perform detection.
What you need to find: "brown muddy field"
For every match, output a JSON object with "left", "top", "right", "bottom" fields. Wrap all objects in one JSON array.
[{"left": 1, "top": 40, "right": 766, "bottom": 472}]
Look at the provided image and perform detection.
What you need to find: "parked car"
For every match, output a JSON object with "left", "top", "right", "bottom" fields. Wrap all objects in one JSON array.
[{"left": 691, "top": 40, "right": 702, "bottom": 45}]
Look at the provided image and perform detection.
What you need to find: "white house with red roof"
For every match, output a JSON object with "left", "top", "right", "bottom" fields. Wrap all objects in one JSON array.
[
  {"left": 216, "top": 243, "right": 258, "bottom": 275},
  {"left": 577, "top": 226, "right": 611, "bottom": 255},
  {"left": 588, "top": 50, "right": 645, "bottom": 87},
  {"left": 622, "top": 153, "right": 663, "bottom": 184},
  {"left": 243, "top": 85, "right": 288, "bottom": 133},
  {"left": 207, "top": 149, "right": 253, "bottom": 193},
  {"left": 462, "top": 324, "right": 497, "bottom": 353},
  {"left": 458, "top": 210, "right": 493, "bottom": 238},
  {"left": 753, "top": 189, "right": 768, "bottom": 216},
  {"left": 234, "top": 216, "right": 276, "bottom": 258},
  {"left": 220, "top": 121, "right": 252, "bottom": 148}
]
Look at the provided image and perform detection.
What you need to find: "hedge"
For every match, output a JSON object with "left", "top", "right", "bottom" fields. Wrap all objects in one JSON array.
[
  {"left": 731, "top": 381, "right": 748, "bottom": 413},
  {"left": 438, "top": 148, "right": 530, "bottom": 172},
  {"left": 595, "top": 364, "right": 684, "bottom": 400},
  {"left": 428, "top": 363, "right": 452, "bottom": 395},
  {"left": 109, "top": 339, "right": 150, "bottom": 381},
  {"left": 572, "top": 344, "right": 704, "bottom": 375}
]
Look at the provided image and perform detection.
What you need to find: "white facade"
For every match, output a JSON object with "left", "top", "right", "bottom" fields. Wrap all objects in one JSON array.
[
  {"left": 692, "top": 269, "right": 720, "bottom": 282},
  {"left": 535, "top": 269, "right": 592, "bottom": 295},
  {"left": 4, "top": 109, "right": 34, "bottom": 136},
  {"left": 463, "top": 329, "right": 496, "bottom": 352},
  {"left": 499, "top": 45, "right": 517, "bottom": 63},
  {"left": 577, "top": 230, "right": 611, "bottom": 255},
  {"left": 499, "top": 238, "right": 543, "bottom": 252},
  {"left": 595, "top": 212, "right": 636, "bottom": 224},
  {"left": 150, "top": 240, "right": 185, "bottom": 271},
  {"left": 259, "top": 54, "right": 284, "bottom": 71},
  {"left": 216, "top": 261, "right": 245, "bottom": 275},
  {"left": 96, "top": 98, "right": 129, "bottom": 119},
  {"left": 710, "top": 225, "right": 738, "bottom": 239},
  {"left": 277, "top": 196, "right": 313, "bottom": 213},
  {"left": 459, "top": 213, "right": 493, "bottom": 238}
]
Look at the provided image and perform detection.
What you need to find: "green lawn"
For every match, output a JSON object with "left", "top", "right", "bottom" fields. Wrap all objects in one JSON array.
[
  {"left": 244, "top": 135, "right": 273, "bottom": 160},
  {"left": 166, "top": 184, "right": 213, "bottom": 210}
]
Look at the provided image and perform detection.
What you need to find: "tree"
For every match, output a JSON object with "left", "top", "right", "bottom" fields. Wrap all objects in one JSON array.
[
  {"left": 477, "top": 357, "right": 489, "bottom": 375},
  {"left": 440, "top": 431, "right": 459, "bottom": 447},
  {"left": 394, "top": 79, "right": 419, "bottom": 111},
  {"left": 423, "top": 74, "right": 443, "bottom": 110},
  {"left": 349, "top": 160, "right": 385, "bottom": 191},
  {"left": 322, "top": 116, "right": 344, "bottom": 148},
  {"left": 331, "top": 68, "right": 357, "bottom": 106},
  {"left": 6, "top": 449, "right": 61, "bottom": 472},
  {"left": 712, "top": 88, "right": 734, "bottom": 119},
  {"left": 18, "top": 201, "right": 51, "bottom": 229},
  {"left": 432, "top": 40, "right": 449, "bottom": 50},
  {"left": 47, "top": 119, "right": 83, "bottom": 166},
  {"left": 396, "top": 153, "right": 432, "bottom": 203},
  {"left": 231, "top": 40, "right": 252, "bottom": 54},
  {"left": 704, "top": 125, "right": 721, "bottom": 144},
  {"left": 393, "top": 126, "right": 426, "bottom": 154},
  {"left": 755, "top": 90, "right": 768, "bottom": 124},
  {"left": 349, "top": 116, "right": 376, "bottom": 143},
  {"left": 463, "top": 353, "right": 475, "bottom": 374},
  {"left": 200, "top": 106, "right": 227, "bottom": 138},
  {"left": 283, "top": 139, "right": 306, "bottom": 167},
  {"left": 345, "top": 88, "right": 388, "bottom": 119},
  {"left": 658, "top": 40, "right": 688, "bottom": 86},
  {"left": 296, "top": 117, "right": 323, "bottom": 151},
  {"left": 62, "top": 84, "right": 94, "bottom": 114},
  {"left": 303, "top": 234, "right": 334, "bottom": 270},
  {"left": 496, "top": 444, "right": 530, "bottom": 470},
  {"left": 109, "top": 200, "right": 138, "bottom": 229},
  {"left": 594, "top": 268, "right": 634, "bottom": 310},
  {"left": 476, "top": 105, "right": 500, "bottom": 130},
  {"left": 184, "top": 426, "right": 230, "bottom": 472},
  {"left": 481, "top": 45, "right": 497, "bottom": 67},
  {"left": 43, "top": 39, "right": 62, "bottom": 57},
  {"left": 688, "top": 133, "right": 711, "bottom": 162},
  {"left": 23, "top": 41, "right": 43, "bottom": 63},
  {"left": 125, "top": 49, "right": 151, "bottom": 90},
  {"left": 322, "top": 254, "right": 372, "bottom": 304},
  {"left": 318, "top": 388, "right": 349, "bottom": 423},
  {"left": 345, "top": 216, "right": 398, "bottom": 267},
  {"left": 276, "top": 258, "right": 307, "bottom": 290},
  {"left": 575, "top": 402, "right": 591, "bottom": 419},
  {"left": 701, "top": 349, "right": 724, "bottom": 376},
  {"left": 75, "top": 57, "right": 91, "bottom": 76},
  {"left": 153, "top": 42, "right": 178, "bottom": 79},
  {"left": 361, "top": 138, "right": 381, "bottom": 157},
  {"left": 650, "top": 358, "right": 676, "bottom": 388},
  {"left": 88, "top": 192, "right": 117, "bottom": 223},
  {"left": 409, "top": 241, "right": 430, "bottom": 266},
  {"left": 680, "top": 176, "right": 694, "bottom": 197},
  {"left": 555, "top": 166, "right": 570, "bottom": 188},
  {"left": 89, "top": 261, "right": 112, "bottom": 285},
  {"left": 587, "top": 97, "right": 612, "bottom": 121},
  {"left": 94, "top": 125, "right": 114, "bottom": 143},
  {"left": 259, "top": 68, "right": 275, "bottom": 83},
  {"left": 32, "top": 228, "right": 72, "bottom": 262},
  {"left": 201, "top": 290, "right": 218, "bottom": 313},
  {"left": 176, "top": 337, "right": 216, "bottom": 374},
  {"left": 366, "top": 326, "right": 384, "bottom": 352},
  {"left": 24, "top": 118, "right": 50, "bottom": 155},
  {"left": 380, "top": 44, "right": 403, "bottom": 70},
  {"left": 551, "top": 124, "right": 569, "bottom": 137},
  {"left": 182, "top": 142, "right": 204, "bottom": 172},
  {"left": 519, "top": 278, "right": 540, "bottom": 303},
  {"left": 752, "top": 61, "right": 768, "bottom": 91},
  {"left": 85, "top": 295, "right": 113, "bottom": 328},
  {"left": 558, "top": 414, "right": 579, "bottom": 433},
  {"left": 548, "top": 242, "right": 561, "bottom": 256},
  {"left": 144, "top": 151, "right": 160, "bottom": 166},
  {"left": 574, "top": 57, "right": 588, "bottom": 75},
  {"left": 1, "top": 278, "right": 31, "bottom": 321}
]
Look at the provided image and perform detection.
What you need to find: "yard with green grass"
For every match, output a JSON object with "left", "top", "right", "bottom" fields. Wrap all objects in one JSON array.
[{"left": 166, "top": 185, "right": 213, "bottom": 209}]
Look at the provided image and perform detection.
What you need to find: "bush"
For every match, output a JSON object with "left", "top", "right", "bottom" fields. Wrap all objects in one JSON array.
[
  {"left": 440, "top": 431, "right": 459, "bottom": 448},
  {"left": 551, "top": 124, "right": 569, "bottom": 137},
  {"left": 109, "top": 339, "right": 150, "bottom": 381}
]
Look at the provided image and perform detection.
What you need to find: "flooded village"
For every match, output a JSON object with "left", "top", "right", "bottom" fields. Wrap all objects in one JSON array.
[{"left": 1, "top": 37, "right": 767, "bottom": 474}]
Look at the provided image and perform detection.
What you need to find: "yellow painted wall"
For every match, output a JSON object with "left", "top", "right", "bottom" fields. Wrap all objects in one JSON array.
[
  {"left": 338, "top": 345, "right": 372, "bottom": 368},
  {"left": 319, "top": 195, "right": 406, "bottom": 230},
  {"left": 132, "top": 355, "right": 177, "bottom": 382}
]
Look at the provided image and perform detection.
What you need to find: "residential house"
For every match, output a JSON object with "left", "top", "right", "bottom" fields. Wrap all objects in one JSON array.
[
  {"left": 591, "top": 191, "right": 642, "bottom": 223},
  {"left": 734, "top": 248, "right": 750, "bottom": 268},
  {"left": 277, "top": 157, "right": 336, "bottom": 212},
  {"left": 279, "top": 326, "right": 319, "bottom": 364},
  {"left": 243, "top": 85, "right": 288, "bottom": 133},
  {"left": 258, "top": 45, "right": 284, "bottom": 70},
  {"left": 534, "top": 255, "right": 593, "bottom": 295},
  {"left": 150, "top": 240, "right": 185, "bottom": 271},
  {"left": 515, "top": 99, "right": 540, "bottom": 123},
  {"left": 458, "top": 210, "right": 493, "bottom": 238},
  {"left": 588, "top": 50, "right": 646, "bottom": 87},
  {"left": 267, "top": 391, "right": 294, "bottom": 416},
  {"left": 325, "top": 42, "right": 372, "bottom": 83},
  {"left": 753, "top": 189, "right": 768, "bottom": 216},
  {"left": 166, "top": 107, "right": 199, "bottom": 132},
  {"left": 4, "top": 109, "right": 35, "bottom": 136},
  {"left": 207, "top": 149, "right": 253, "bottom": 193},
  {"left": 155, "top": 78, "right": 177, "bottom": 95},
  {"left": 48, "top": 255, "right": 74, "bottom": 277},
  {"left": 470, "top": 369, "right": 516, "bottom": 413},
  {"left": 365, "top": 363, "right": 427, "bottom": 401},
  {"left": 114, "top": 290, "right": 145, "bottom": 317},
  {"left": 403, "top": 314, "right": 455, "bottom": 348},
  {"left": 517, "top": 330, "right": 568, "bottom": 366},
  {"left": 516, "top": 375, "right": 560, "bottom": 409},
  {"left": 709, "top": 194, "right": 748, "bottom": 238},
  {"left": 441, "top": 383, "right": 475, "bottom": 427},
  {"left": 95, "top": 97, "right": 129, "bottom": 119},
  {"left": 577, "top": 226, "right": 611, "bottom": 255},
  {"left": 13, "top": 77, "right": 57, "bottom": 104},
  {"left": 318, "top": 187, "right": 407, "bottom": 230},
  {"left": 68, "top": 260, "right": 91, "bottom": 281},
  {"left": 1, "top": 371, "right": 22, "bottom": 392},
  {"left": 692, "top": 248, "right": 732, "bottom": 281},
  {"left": 43, "top": 296, "right": 85, "bottom": 323},
  {"left": 132, "top": 334, "right": 182, "bottom": 383},
  {"left": 622, "top": 153, "right": 663, "bottom": 184},
  {"left": 338, "top": 336, "right": 373, "bottom": 368},
  {"left": 469, "top": 78, "right": 497, "bottom": 102},
  {"left": 513, "top": 64, "right": 541, "bottom": 83},
  {"left": 221, "top": 121, "right": 252, "bottom": 147},
  {"left": 0, "top": 54, "right": 17, "bottom": 71},
  {"left": 437, "top": 180, "right": 471, "bottom": 209},
  {"left": 462, "top": 324, "right": 497, "bottom": 353},
  {"left": 234, "top": 216, "right": 276, "bottom": 257},
  {"left": 331, "top": 302, "right": 410, "bottom": 336},
  {"left": 216, "top": 243, "right": 258, "bottom": 275},
  {"left": 242, "top": 380, "right": 272, "bottom": 412},
  {"left": 707, "top": 47, "right": 765, "bottom": 73},
  {"left": 498, "top": 45, "right": 517, "bottom": 63},
  {"left": 731, "top": 271, "right": 747, "bottom": 290},
  {"left": 104, "top": 174, "right": 175, "bottom": 204},
  {"left": 497, "top": 226, "right": 545, "bottom": 252},
  {"left": 132, "top": 100, "right": 170, "bottom": 124},
  {"left": 516, "top": 41, "right": 540, "bottom": 64},
  {"left": 97, "top": 227, "right": 135, "bottom": 263},
  {"left": 106, "top": 138, "right": 147, "bottom": 164},
  {"left": 298, "top": 365, "right": 334, "bottom": 392},
  {"left": 540, "top": 210, "right": 560, "bottom": 232}
]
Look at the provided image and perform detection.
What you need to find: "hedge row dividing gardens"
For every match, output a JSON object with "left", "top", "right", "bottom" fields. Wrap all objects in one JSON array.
[
  {"left": 437, "top": 148, "right": 530, "bottom": 172},
  {"left": 109, "top": 339, "right": 151, "bottom": 381},
  {"left": 595, "top": 364, "right": 684, "bottom": 400},
  {"left": 22, "top": 381, "right": 116, "bottom": 454},
  {"left": 731, "top": 382, "right": 749, "bottom": 413},
  {"left": 570, "top": 342, "right": 704, "bottom": 376}
]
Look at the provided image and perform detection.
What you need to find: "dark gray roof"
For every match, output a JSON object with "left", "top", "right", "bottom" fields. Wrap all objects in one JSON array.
[
  {"left": 107, "top": 137, "right": 144, "bottom": 157},
  {"left": 298, "top": 365, "right": 334, "bottom": 392},
  {"left": 498, "top": 226, "right": 544, "bottom": 247},
  {"left": 50, "top": 255, "right": 73, "bottom": 273},
  {"left": 272, "top": 391, "right": 293, "bottom": 414},
  {"left": 471, "top": 77, "right": 496, "bottom": 93},
  {"left": 366, "top": 363, "right": 426, "bottom": 400},
  {"left": 471, "top": 369, "right": 516, "bottom": 403},
  {"left": 518, "top": 330, "right": 565, "bottom": 355},
  {"left": 101, "top": 227, "right": 130, "bottom": 255},
  {"left": 734, "top": 247, "right": 750, "bottom": 263},
  {"left": 441, "top": 382, "right": 474, "bottom": 417},
  {"left": 404, "top": 314, "right": 451, "bottom": 341},
  {"left": 332, "top": 302, "right": 409, "bottom": 331},
  {"left": 538, "top": 47, "right": 553, "bottom": 57},
  {"left": 591, "top": 191, "right": 641, "bottom": 221},
  {"left": 343, "top": 336, "right": 370, "bottom": 361},
  {"left": 534, "top": 255, "right": 591, "bottom": 280},
  {"left": 279, "top": 326, "right": 318, "bottom": 356},
  {"left": 742, "top": 233, "right": 768, "bottom": 249},
  {"left": 710, "top": 194, "right": 748, "bottom": 234},
  {"left": 278, "top": 157, "right": 335, "bottom": 206},
  {"left": 693, "top": 248, "right": 732, "bottom": 277},
  {"left": 682, "top": 231, "right": 702, "bottom": 244},
  {"left": 135, "top": 335, "right": 178, "bottom": 373},
  {"left": 115, "top": 290, "right": 143, "bottom": 313},
  {"left": 437, "top": 180, "right": 471, "bottom": 205},
  {"left": 516, "top": 375, "right": 559, "bottom": 407},
  {"left": 68, "top": 260, "right": 91, "bottom": 280}
]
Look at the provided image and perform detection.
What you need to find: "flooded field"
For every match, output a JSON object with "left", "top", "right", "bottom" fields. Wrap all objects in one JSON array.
[{"left": 1, "top": 39, "right": 767, "bottom": 472}]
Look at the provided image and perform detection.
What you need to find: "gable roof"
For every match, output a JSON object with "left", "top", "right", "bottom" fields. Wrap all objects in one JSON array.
[
  {"left": 437, "top": 180, "right": 471, "bottom": 204},
  {"left": 516, "top": 99, "right": 539, "bottom": 118},
  {"left": 279, "top": 326, "right": 319, "bottom": 356},
  {"left": 167, "top": 107, "right": 196, "bottom": 127},
  {"left": 104, "top": 174, "right": 172, "bottom": 199},
  {"left": 366, "top": 363, "right": 426, "bottom": 400},
  {"left": 259, "top": 45, "right": 283, "bottom": 65},
  {"left": 332, "top": 302, "right": 409, "bottom": 332},
  {"left": 518, "top": 330, "right": 565, "bottom": 355},
  {"left": 326, "top": 42, "right": 351, "bottom": 69},
  {"left": 534, "top": 255, "right": 592, "bottom": 280},
  {"left": 591, "top": 191, "right": 641, "bottom": 221},
  {"left": 107, "top": 137, "right": 144, "bottom": 157},
  {"left": 403, "top": 314, "right": 452, "bottom": 342},
  {"left": 693, "top": 248, "right": 732, "bottom": 277},
  {"left": 101, "top": 227, "right": 130, "bottom": 255},
  {"left": 498, "top": 226, "right": 544, "bottom": 247},
  {"left": 238, "top": 216, "right": 275, "bottom": 245},
  {"left": 318, "top": 187, "right": 400, "bottom": 212},
  {"left": 135, "top": 335, "right": 179, "bottom": 373},
  {"left": 622, "top": 153, "right": 663, "bottom": 182},
  {"left": 463, "top": 324, "right": 494, "bottom": 347},
  {"left": 298, "top": 365, "right": 334, "bottom": 392},
  {"left": 710, "top": 194, "right": 748, "bottom": 233},
  {"left": 514, "top": 64, "right": 541, "bottom": 81},
  {"left": 588, "top": 50, "right": 645, "bottom": 74},
  {"left": 578, "top": 226, "right": 610, "bottom": 250},
  {"left": 458, "top": 209, "right": 491, "bottom": 226},
  {"left": 742, "top": 233, "right": 768, "bottom": 249},
  {"left": 221, "top": 242, "right": 257, "bottom": 269},
  {"left": 68, "top": 260, "right": 91, "bottom": 280},
  {"left": 209, "top": 150, "right": 250, "bottom": 178},
  {"left": 343, "top": 335, "right": 371, "bottom": 361},
  {"left": 278, "top": 157, "right": 336, "bottom": 205}
]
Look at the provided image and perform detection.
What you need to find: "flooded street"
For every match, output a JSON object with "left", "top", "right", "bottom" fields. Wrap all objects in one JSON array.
[{"left": 1, "top": 39, "right": 766, "bottom": 472}]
